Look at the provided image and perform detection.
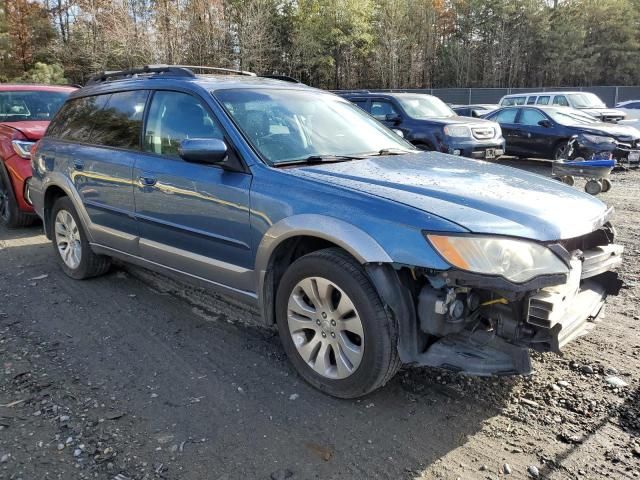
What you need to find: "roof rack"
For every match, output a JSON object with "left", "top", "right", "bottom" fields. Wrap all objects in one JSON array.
[
  {"left": 177, "top": 65, "right": 257, "bottom": 77},
  {"left": 261, "top": 75, "right": 301, "bottom": 83},
  {"left": 87, "top": 64, "right": 256, "bottom": 85},
  {"left": 330, "top": 89, "right": 371, "bottom": 94}
]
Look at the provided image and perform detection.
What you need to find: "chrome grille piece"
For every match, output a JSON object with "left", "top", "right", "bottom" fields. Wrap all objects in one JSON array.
[{"left": 472, "top": 127, "right": 494, "bottom": 140}]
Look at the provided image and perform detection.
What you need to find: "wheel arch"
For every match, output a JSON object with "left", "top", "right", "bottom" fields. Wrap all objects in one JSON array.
[
  {"left": 552, "top": 137, "right": 572, "bottom": 159},
  {"left": 255, "top": 215, "right": 392, "bottom": 326},
  {"left": 41, "top": 177, "right": 89, "bottom": 240}
]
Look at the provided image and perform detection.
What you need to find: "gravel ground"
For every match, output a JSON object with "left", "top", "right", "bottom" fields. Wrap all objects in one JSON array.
[{"left": 1, "top": 160, "right": 639, "bottom": 480}]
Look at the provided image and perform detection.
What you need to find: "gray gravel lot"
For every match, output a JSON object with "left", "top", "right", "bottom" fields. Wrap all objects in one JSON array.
[{"left": 1, "top": 160, "right": 639, "bottom": 480}]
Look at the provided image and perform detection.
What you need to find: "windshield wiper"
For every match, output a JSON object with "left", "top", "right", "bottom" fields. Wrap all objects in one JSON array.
[
  {"left": 275, "top": 154, "right": 366, "bottom": 166},
  {"left": 369, "top": 148, "right": 415, "bottom": 156}
]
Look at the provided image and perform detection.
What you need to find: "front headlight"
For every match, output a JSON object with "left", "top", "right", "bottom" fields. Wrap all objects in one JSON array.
[
  {"left": 11, "top": 140, "right": 36, "bottom": 159},
  {"left": 425, "top": 234, "right": 568, "bottom": 283},
  {"left": 582, "top": 134, "right": 615, "bottom": 144},
  {"left": 443, "top": 125, "right": 471, "bottom": 138}
]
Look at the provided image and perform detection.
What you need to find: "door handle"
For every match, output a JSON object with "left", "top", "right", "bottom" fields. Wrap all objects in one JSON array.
[
  {"left": 138, "top": 175, "right": 157, "bottom": 187},
  {"left": 73, "top": 160, "right": 84, "bottom": 171}
]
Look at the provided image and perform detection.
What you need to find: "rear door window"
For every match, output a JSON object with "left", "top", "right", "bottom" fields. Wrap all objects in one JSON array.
[
  {"left": 143, "top": 90, "right": 224, "bottom": 157},
  {"left": 47, "top": 95, "right": 109, "bottom": 142},
  {"left": 351, "top": 100, "right": 369, "bottom": 111},
  {"left": 494, "top": 108, "right": 518, "bottom": 124},
  {"left": 90, "top": 90, "right": 149, "bottom": 150}
]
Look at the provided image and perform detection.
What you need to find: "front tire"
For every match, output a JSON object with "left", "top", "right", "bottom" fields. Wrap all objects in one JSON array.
[
  {"left": 51, "top": 196, "right": 111, "bottom": 279},
  {"left": 275, "top": 248, "right": 400, "bottom": 398},
  {"left": 553, "top": 142, "right": 571, "bottom": 160}
]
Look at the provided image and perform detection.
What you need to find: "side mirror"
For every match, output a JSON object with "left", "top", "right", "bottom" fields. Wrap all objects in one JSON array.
[
  {"left": 385, "top": 113, "right": 401, "bottom": 124},
  {"left": 178, "top": 138, "right": 228, "bottom": 164},
  {"left": 538, "top": 119, "right": 552, "bottom": 128}
]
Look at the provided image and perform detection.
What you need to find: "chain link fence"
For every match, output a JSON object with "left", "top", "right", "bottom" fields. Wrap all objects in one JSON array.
[{"left": 372, "top": 86, "right": 640, "bottom": 106}]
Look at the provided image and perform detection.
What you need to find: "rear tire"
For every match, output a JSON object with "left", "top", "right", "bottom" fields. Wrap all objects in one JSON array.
[
  {"left": 601, "top": 178, "right": 612, "bottom": 193},
  {"left": 275, "top": 248, "right": 400, "bottom": 398},
  {"left": 0, "top": 166, "right": 35, "bottom": 228},
  {"left": 50, "top": 196, "right": 111, "bottom": 279}
]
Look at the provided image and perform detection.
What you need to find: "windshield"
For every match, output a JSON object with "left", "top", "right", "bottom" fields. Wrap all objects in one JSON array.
[
  {"left": 395, "top": 94, "right": 455, "bottom": 119},
  {"left": 568, "top": 93, "right": 606, "bottom": 109},
  {"left": 547, "top": 109, "right": 600, "bottom": 125},
  {"left": 0, "top": 90, "right": 70, "bottom": 122},
  {"left": 214, "top": 89, "right": 414, "bottom": 164}
]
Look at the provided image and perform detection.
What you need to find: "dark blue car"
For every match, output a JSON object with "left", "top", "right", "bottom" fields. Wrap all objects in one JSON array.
[
  {"left": 485, "top": 105, "right": 640, "bottom": 160},
  {"left": 30, "top": 66, "right": 623, "bottom": 398},
  {"left": 338, "top": 91, "right": 505, "bottom": 160}
]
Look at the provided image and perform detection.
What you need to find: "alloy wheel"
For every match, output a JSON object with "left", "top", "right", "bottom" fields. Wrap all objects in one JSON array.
[
  {"left": 287, "top": 276, "right": 364, "bottom": 379},
  {"left": 54, "top": 210, "right": 82, "bottom": 269},
  {"left": 555, "top": 144, "right": 571, "bottom": 160}
]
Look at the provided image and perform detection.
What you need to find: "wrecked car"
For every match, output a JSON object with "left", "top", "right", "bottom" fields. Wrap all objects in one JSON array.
[{"left": 30, "top": 65, "right": 623, "bottom": 399}]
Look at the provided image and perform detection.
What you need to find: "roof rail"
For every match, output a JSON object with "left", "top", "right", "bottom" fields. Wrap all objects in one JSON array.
[
  {"left": 261, "top": 74, "right": 301, "bottom": 83},
  {"left": 176, "top": 65, "right": 257, "bottom": 77},
  {"left": 87, "top": 64, "right": 256, "bottom": 85},
  {"left": 330, "top": 89, "right": 371, "bottom": 94}
]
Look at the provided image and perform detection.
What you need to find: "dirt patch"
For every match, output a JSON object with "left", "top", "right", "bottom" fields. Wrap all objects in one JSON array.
[{"left": 1, "top": 161, "right": 639, "bottom": 479}]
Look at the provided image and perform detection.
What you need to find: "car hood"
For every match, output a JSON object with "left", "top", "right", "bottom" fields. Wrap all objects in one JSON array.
[
  {"left": 2, "top": 121, "right": 49, "bottom": 140},
  {"left": 577, "top": 122, "right": 640, "bottom": 140},
  {"left": 286, "top": 153, "right": 610, "bottom": 242},
  {"left": 579, "top": 107, "right": 626, "bottom": 118},
  {"left": 419, "top": 115, "right": 497, "bottom": 127}
]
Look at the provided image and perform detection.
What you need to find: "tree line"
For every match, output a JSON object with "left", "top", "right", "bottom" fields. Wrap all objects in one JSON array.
[{"left": 1, "top": 0, "right": 640, "bottom": 89}]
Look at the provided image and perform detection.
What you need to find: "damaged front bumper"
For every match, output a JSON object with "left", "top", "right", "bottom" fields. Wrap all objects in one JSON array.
[{"left": 402, "top": 234, "right": 624, "bottom": 377}]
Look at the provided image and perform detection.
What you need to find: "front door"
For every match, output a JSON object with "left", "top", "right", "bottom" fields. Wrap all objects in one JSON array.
[
  {"left": 133, "top": 90, "right": 253, "bottom": 293},
  {"left": 513, "top": 108, "right": 554, "bottom": 157}
]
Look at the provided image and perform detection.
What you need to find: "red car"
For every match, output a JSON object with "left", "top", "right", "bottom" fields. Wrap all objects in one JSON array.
[{"left": 0, "top": 84, "right": 75, "bottom": 227}]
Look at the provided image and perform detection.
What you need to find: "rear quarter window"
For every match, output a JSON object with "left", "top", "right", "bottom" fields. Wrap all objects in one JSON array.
[{"left": 47, "top": 95, "right": 109, "bottom": 142}]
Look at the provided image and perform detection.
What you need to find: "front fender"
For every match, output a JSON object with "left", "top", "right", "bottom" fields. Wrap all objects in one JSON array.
[
  {"left": 255, "top": 214, "right": 393, "bottom": 325},
  {"left": 255, "top": 214, "right": 392, "bottom": 275}
]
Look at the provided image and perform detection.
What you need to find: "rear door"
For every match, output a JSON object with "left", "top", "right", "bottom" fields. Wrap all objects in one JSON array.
[
  {"left": 48, "top": 91, "right": 148, "bottom": 254},
  {"left": 490, "top": 108, "right": 520, "bottom": 154},
  {"left": 133, "top": 89, "right": 253, "bottom": 292}
]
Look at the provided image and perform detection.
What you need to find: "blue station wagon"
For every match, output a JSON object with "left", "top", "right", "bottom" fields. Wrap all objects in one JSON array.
[{"left": 30, "top": 65, "right": 624, "bottom": 398}]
